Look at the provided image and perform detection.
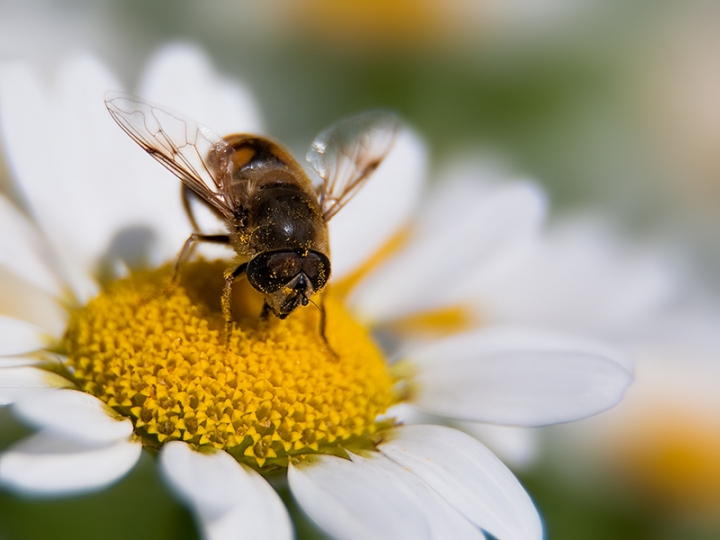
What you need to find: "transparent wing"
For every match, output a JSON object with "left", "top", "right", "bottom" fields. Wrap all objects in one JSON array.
[
  {"left": 104, "top": 91, "right": 236, "bottom": 218},
  {"left": 307, "top": 110, "right": 400, "bottom": 221}
]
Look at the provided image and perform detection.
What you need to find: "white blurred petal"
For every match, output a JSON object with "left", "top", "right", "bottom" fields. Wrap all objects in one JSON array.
[
  {"left": 0, "top": 367, "right": 74, "bottom": 405},
  {"left": 13, "top": 389, "right": 133, "bottom": 444},
  {"left": 329, "top": 128, "right": 427, "bottom": 280},
  {"left": 459, "top": 423, "right": 538, "bottom": 470},
  {"left": 0, "top": 315, "right": 53, "bottom": 355},
  {"left": 479, "top": 217, "right": 677, "bottom": 335},
  {"left": 563, "top": 331, "right": 720, "bottom": 465},
  {"left": 140, "top": 43, "right": 263, "bottom": 136},
  {"left": 0, "top": 54, "right": 196, "bottom": 293},
  {"left": 349, "top": 180, "right": 545, "bottom": 323},
  {"left": 160, "top": 442, "right": 291, "bottom": 540},
  {"left": 380, "top": 402, "right": 437, "bottom": 425},
  {"left": 378, "top": 425, "right": 542, "bottom": 540},
  {"left": 0, "top": 431, "right": 141, "bottom": 495},
  {"left": 0, "top": 57, "right": 108, "bottom": 302},
  {"left": 408, "top": 326, "right": 632, "bottom": 426},
  {"left": 0, "top": 62, "right": 51, "bottom": 208},
  {"left": 0, "top": 355, "right": 41, "bottom": 368},
  {"left": 0, "top": 192, "right": 63, "bottom": 297},
  {"left": 0, "top": 263, "right": 67, "bottom": 338},
  {"left": 289, "top": 453, "right": 483, "bottom": 540}
]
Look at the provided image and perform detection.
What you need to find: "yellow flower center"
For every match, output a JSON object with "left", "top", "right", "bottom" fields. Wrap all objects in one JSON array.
[{"left": 60, "top": 260, "right": 397, "bottom": 469}]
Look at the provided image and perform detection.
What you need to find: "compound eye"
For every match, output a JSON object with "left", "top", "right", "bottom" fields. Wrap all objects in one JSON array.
[
  {"left": 247, "top": 251, "right": 302, "bottom": 293},
  {"left": 302, "top": 251, "right": 331, "bottom": 290}
]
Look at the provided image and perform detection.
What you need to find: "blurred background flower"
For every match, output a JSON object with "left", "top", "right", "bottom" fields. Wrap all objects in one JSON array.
[{"left": 1, "top": 1, "right": 719, "bottom": 539}]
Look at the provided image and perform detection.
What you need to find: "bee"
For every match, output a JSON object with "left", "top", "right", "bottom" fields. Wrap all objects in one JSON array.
[{"left": 104, "top": 92, "right": 399, "bottom": 339}]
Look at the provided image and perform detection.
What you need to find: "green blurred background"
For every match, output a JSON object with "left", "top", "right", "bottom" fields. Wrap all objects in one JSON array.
[{"left": 1, "top": 1, "right": 720, "bottom": 538}]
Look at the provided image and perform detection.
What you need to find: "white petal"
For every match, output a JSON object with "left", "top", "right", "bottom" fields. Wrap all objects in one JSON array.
[
  {"left": 378, "top": 425, "right": 542, "bottom": 540},
  {"left": 0, "top": 58, "right": 102, "bottom": 302},
  {"left": 0, "top": 192, "right": 63, "bottom": 296},
  {"left": 203, "top": 501, "right": 293, "bottom": 540},
  {"left": 140, "top": 43, "right": 263, "bottom": 136},
  {"left": 0, "top": 315, "right": 52, "bottom": 355},
  {"left": 478, "top": 217, "right": 677, "bottom": 336},
  {"left": 0, "top": 431, "right": 141, "bottom": 495},
  {"left": 13, "top": 389, "right": 133, "bottom": 444},
  {"left": 347, "top": 454, "right": 486, "bottom": 540},
  {"left": 0, "top": 62, "right": 52, "bottom": 208},
  {"left": 408, "top": 326, "right": 633, "bottom": 426},
  {"left": 0, "top": 367, "right": 74, "bottom": 405},
  {"left": 1, "top": 55, "right": 188, "bottom": 296},
  {"left": 329, "top": 128, "right": 427, "bottom": 280},
  {"left": 289, "top": 453, "right": 483, "bottom": 540},
  {"left": 348, "top": 180, "right": 545, "bottom": 323},
  {"left": 458, "top": 423, "right": 538, "bottom": 470},
  {"left": 0, "top": 355, "right": 41, "bottom": 367},
  {"left": 386, "top": 406, "right": 539, "bottom": 469},
  {"left": 160, "top": 442, "right": 244, "bottom": 516},
  {"left": 160, "top": 442, "right": 291, "bottom": 540},
  {"left": 0, "top": 263, "right": 67, "bottom": 338},
  {"left": 380, "top": 402, "right": 437, "bottom": 425}
]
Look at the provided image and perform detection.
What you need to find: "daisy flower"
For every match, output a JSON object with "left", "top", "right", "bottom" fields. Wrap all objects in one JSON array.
[{"left": 0, "top": 44, "right": 631, "bottom": 540}]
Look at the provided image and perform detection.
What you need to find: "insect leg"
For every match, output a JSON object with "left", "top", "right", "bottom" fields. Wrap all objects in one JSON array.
[
  {"left": 173, "top": 233, "right": 231, "bottom": 282},
  {"left": 222, "top": 262, "right": 249, "bottom": 344},
  {"left": 318, "top": 293, "right": 339, "bottom": 359},
  {"left": 181, "top": 185, "right": 202, "bottom": 232},
  {"left": 260, "top": 302, "right": 273, "bottom": 320},
  {"left": 182, "top": 185, "right": 232, "bottom": 233}
]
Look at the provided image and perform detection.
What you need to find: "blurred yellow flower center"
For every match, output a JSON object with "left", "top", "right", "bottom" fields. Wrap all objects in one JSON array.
[
  {"left": 615, "top": 406, "right": 720, "bottom": 517},
  {"left": 61, "top": 260, "right": 396, "bottom": 469}
]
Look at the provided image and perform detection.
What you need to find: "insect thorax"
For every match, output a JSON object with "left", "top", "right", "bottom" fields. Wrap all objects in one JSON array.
[{"left": 242, "top": 180, "right": 329, "bottom": 257}]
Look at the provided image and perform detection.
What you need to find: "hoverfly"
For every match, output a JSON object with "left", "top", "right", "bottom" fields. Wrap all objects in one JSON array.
[{"left": 104, "top": 92, "right": 399, "bottom": 341}]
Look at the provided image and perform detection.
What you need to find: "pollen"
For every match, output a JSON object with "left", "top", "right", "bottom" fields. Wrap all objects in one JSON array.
[{"left": 61, "top": 260, "right": 396, "bottom": 469}]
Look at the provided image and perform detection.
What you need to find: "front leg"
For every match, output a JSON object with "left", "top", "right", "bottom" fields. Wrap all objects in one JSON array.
[
  {"left": 222, "top": 262, "right": 248, "bottom": 344},
  {"left": 260, "top": 302, "right": 273, "bottom": 320},
  {"left": 318, "top": 293, "right": 339, "bottom": 359}
]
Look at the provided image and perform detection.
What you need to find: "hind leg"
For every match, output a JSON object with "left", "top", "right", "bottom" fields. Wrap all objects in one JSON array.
[
  {"left": 175, "top": 184, "right": 232, "bottom": 280},
  {"left": 172, "top": 233, "right": 231, "bottom": 283}
]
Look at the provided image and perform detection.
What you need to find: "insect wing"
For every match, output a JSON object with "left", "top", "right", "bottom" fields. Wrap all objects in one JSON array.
[
  {"left": 307, "top": 110, "right": 400, "bottom": 221},
  {"left": 105, "top": 92, "right": 236, "bottom": 218}
]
